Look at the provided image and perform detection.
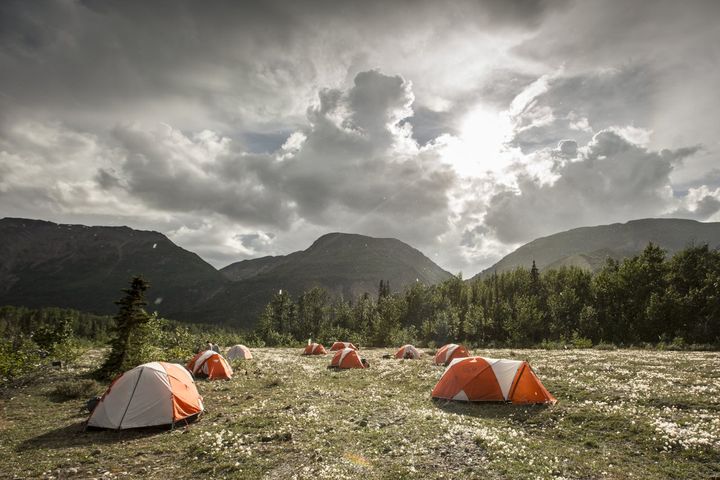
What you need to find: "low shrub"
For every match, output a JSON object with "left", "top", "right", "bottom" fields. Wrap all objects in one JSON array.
[
  {"left": 50, "top": 379, "right": 103, "bottom": 401},
  {"left": 0, "top": 337, "right": 42, "bottom": 381}
]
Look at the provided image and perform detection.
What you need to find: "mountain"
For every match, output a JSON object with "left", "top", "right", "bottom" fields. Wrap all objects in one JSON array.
[
  {"left": 196, "top": 232, "right": 453, "bottom": 325},
  {"left": 473, "top": 218, "right": 720, "bottom": 280},
  {"left": 0, "top": 218, "right": 226, "bottom": 317},
  {"left": 0, "top": 219, "right": 452, "bottom": 328},
  {"left": 221, "top": 232, "right": 451, "bottom": 288}
]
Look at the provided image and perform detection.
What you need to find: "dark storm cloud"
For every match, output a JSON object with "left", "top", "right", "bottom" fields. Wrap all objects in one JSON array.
[
  {"left": 0, "top": 0, "right": 565, "bottom": 133},
  {"left": 1, "top": 0, "right": 719, "bottom": 274},
  {"left": 98, "top": 70, "right": 455, "bottom": 246}
]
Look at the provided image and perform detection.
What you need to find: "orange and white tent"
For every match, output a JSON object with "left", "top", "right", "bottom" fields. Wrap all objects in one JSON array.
[
  {"left": 330, "top": 341, "right": 358, "bottom": 351},
  {"left": 395, "top": 344, "right": 422, "bottom": 359},
  {"left": 87, "top": 362, "right": 204, "bottom": 429},
  {"left": 303, "top": 343, "right": 327, "bottom": 355},
  {"left": 330, "top": 347, "right": 366, "bottom": 369},
  {"left": 187, "top": 350, "right": 233, "bottom": 380},
  {"left": 227, "top": 344, "right": 253, "bottom": 361},
  {"left": 431, "top": 356, "right": 556, "bottom": 404},
  {"left": 434, "top": 343, "right": 470, "bottom": 366}
]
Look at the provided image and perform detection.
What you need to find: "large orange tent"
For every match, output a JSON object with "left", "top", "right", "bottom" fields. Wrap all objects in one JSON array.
[
  {"left": 227, "top": 344, "right": 253, "bottom": 361},
  {"left": 187, "top": 350, "right": 233, "bottom": 380},
  {"left": 395, "top": 344, "right": 422, "bottom": 359},
  {"left": 303, "top": 343, "right": 327, "bottom": 355},
  {"left": 329, "top": 347, "right": 366, "bottom": 369},
  {"left": 87, "top": 362, "right": 204, "bottom": 429},
  {"left": 434, "top": 343, "right": 470, "bottom": 366},
  {"left": 431, "top": 356, "right": 556, "bottom": 404},
  {"left": 330, "top": 341, "right": 358, "bottom": 351}
]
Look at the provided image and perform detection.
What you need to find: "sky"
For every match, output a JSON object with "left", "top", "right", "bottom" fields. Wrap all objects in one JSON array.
[{"left": 1, "top": 0, "right": 719, "bottom": 275}]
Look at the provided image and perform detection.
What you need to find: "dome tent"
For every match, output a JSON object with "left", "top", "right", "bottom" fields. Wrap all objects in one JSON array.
[
  {"left": 330, "top": 341, "right": 358, "bottom": 351},
  {"left": 329, "top": 348, "right": 366, "bottom": 369},
  {"left": 87, "top": 362, "right": 203, "bottom": 430},
  {"left": 187, "top": 350, "right": 233, "bottom": 380},
  {"left": 431, "top": 356, "right": 556, "bottom": 404},
  {"left": 395, "top": 344, "right": 422, "bottom": 359},
  {"left": 303, "top": 343, "right": 327, "bottom": 355},
  {"left": 434, "top": 343, "right": 470, "bottom": 366},
  {"left": 227, "top": 344, "right": 253, "bottom": 361}
]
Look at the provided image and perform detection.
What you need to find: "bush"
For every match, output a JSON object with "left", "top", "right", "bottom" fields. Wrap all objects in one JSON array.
[
  {"left": 593, "top": 342, "right": 618, "bottom": 351},
  {"left": 52, "top": 338, "right": 86, "bottom": 364},
  {"left": 571, "top": 333, "right": 593, "bottom": 349},
  {"left": 0, "top": 337, "right": 42, "bottom": 381},
  {"left": 50, "top": 379, "right": 103, "bottom": 401}
]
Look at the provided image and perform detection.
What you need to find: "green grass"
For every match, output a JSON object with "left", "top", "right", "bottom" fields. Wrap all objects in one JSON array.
[{"left": 1, "top": 348, "right": 718, "bottom": 479}]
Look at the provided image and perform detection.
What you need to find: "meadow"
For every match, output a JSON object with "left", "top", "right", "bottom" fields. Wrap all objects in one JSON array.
[{"left": 1, "top": 348, "right": 718, "bottom": 479}]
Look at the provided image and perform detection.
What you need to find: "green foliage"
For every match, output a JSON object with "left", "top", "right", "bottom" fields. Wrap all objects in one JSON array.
[
  {"left": 252, "top": 243, "right": 720, "bottom": 348},
  {"left": 0, "top": 305, "right": 114, "bottom": 342},
  {"left": 0, "top": 336, "right": 41, "bottom": 380},
  {"left": 98, "top": 276, "right": 152, "bottom": 379},
  {"left": 50, "top": 379, "right": 103, "bottom": 401}
]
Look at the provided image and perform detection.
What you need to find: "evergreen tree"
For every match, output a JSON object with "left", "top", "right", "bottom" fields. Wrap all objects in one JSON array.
[
  {"left": 378, "top": 279, "right": 391, "bottom": 298},
  {"left": 98, "top": 276, "right": 150, "bottom": 379}
]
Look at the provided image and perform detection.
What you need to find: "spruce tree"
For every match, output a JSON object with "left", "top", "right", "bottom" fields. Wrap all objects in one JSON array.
[{"left": 98, "top": 276, "right": 150, "bottom": 379}]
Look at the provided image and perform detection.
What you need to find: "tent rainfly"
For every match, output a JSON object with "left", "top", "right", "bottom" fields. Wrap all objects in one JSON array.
[
  {"left": 434, "top": 343, "right": 470, "bottom": 366},
  {"left": 330, "top": 348, "right": 366, "bottom": 369},
  {"left": 227, "top": 344, "right": 253, "bottom": 361},
  {"left": 87, "top": 362, "right": 204, "bottom": 430},
  {"left": 303, "top": 343, "right": 328, "bottom": 355},
  {"left": 330, "top": 341, "right": 358, "bottom": 351},
  {"left": 395, "top": 344, "right": 422, "bottom": 359},
  {"left": 431, "top": 356, "right": 556, "bottom": 404},
  {"left": 186, "top": 350, "right": 233, "bottom": 380}
]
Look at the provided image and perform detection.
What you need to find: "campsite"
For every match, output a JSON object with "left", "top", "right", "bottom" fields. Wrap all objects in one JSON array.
[
  {"left": 1, "top": 346, "right": 718, "bottom": 479},
  {"left": 2, "top": 1, "right": 720, "bottom": 478}
]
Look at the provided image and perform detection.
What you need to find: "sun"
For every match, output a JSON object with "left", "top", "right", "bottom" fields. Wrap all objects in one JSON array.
[{"left": 440, "top": 106, "right": 514, "bottom": 178}]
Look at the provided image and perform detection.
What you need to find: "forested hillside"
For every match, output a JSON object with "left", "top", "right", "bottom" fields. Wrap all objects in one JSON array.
[{"left": 256, "top": 243, "right": 720, "bottom": 347}]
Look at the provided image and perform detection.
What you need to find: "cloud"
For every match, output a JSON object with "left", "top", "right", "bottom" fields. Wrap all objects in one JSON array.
[
  {"left": 482, "top": 129, "right": 700, "bottom": 243},
  {"left": 507, "top": 65, "right": 659, "bottom": 153},
  {"left": 1, "top": 1, "right": 719, "bottom": 276},
  {"left": 671, "top": 185, "right": 720, "bottom": 221}
]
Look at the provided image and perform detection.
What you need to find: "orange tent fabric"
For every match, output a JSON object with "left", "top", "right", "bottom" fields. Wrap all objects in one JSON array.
[
  {"left": 303, "top": 343, "right": 327, "bottom": 355},
  {"left": 431, "top": 356, "right": 556, "bottom": 404},
  {"left": 395, "top": 344, "right": 422, "bottom": 359},
  {"left": 88, "top": 362, "right": 204, "bottom": 429},
  {"left": 330, "top": 348, "right": 365, "bottom": 369},
  {"left": 187, "top": 350, "right": 233, "bottom": 380},
  {"left": 434, "top": 344, "right": 470, "bottom": 366},
  {"left": 330, "top": 341, "right": 358, "bottom": 351}
]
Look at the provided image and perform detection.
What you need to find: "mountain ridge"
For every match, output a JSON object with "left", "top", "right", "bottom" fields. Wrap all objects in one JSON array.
[
  {"left": 0, "top": 218, "right": 452, "bottom": 327},
  {"left": 472, "top": 218, "right": 720, "bottom": 280}
]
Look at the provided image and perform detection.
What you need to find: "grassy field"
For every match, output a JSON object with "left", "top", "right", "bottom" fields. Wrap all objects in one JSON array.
[{"left": 1, "top": 348, "right": 719, "bottom": 479}]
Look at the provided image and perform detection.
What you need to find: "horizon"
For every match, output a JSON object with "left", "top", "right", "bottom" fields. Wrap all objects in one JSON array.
[
  {"left": 3, "top": 214, "right": 715, "bottom": 275},
  {"left": 1, "top": 1, "right": 719, "bottom": 276}
]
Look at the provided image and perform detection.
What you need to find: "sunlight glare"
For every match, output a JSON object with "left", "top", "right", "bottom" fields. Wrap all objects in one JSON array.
[{"left": 440, "top": 106, "right": 514, "bottom": 178}]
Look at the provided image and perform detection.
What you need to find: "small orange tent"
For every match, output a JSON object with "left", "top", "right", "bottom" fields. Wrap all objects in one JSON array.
[
  {"left": 329, "top": 348, "right": 366, "bottom": 369},
  {"left": 187, "top": 350, "right": 233, "bottom": 380},
  {"left": 303, "top": 343, "right": 327, "bottom": 355},
  {"left": 88, "top": 362, "right": 204, "bottom": 429},
  {"left": 434, "top": 343, "right": 470, "bottom": 366},
  {"left": 227, "top": 344, "right": 252, "bottom": 361},
  {"left": 330, "top": 341, "right": 358, "bottom": 351},
  {"left": 431, "top": 356, "right": 556, "bottom": 404},
  {"left": 395, "top": 344, "right": 422, "bottom": 359}
]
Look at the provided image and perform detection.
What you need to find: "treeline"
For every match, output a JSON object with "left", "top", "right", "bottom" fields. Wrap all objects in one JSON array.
[
  {"left": 0, "top": 306, "right": 115, "bottom": 342},
  {"left": 0, "top": 303, "right": 251, "bottom": 380},
  {"left": 256, "top": 243, "right": 720, "bottom": 348}
]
